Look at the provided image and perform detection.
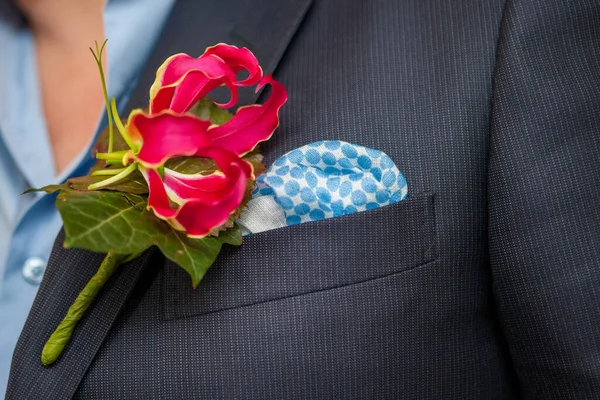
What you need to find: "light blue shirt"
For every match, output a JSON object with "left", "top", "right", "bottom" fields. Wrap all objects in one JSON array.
[{"left": 0, "top": 0, "right": 175, "bottom": 394}]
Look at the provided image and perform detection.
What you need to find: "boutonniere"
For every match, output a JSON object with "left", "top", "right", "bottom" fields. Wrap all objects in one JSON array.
[{"left": 30, "top": 41, "right": 287, "bottom": 366}]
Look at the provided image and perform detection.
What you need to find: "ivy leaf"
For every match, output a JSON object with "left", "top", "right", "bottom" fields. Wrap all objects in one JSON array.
[
  {"left": 56, "top": 189, "right": 158, "bottom": 254},
  {"left": 164, "top": 156, "right": 218, "bottom": 175},
  {"left": 53, "top": 187, "right": 243, "bottom": 287},
  {"left": 23, "top": 184, "right": 70, "bottom": 195},
  {"left": 154, "top": 225, "right": 242, "bottom": 287},
  {"left": 68, "top": 170, "right": 148, "bottom": 194},
  {"left": 24, "top": 172, "right": 148, "bottom": 196}
]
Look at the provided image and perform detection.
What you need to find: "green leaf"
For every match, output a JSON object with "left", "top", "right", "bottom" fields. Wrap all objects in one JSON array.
[
  {"left": 57, "top": 189, "right": 158, "bottom": 254},
  {"left": 24, "top": 170, "right": 148, "bottom": 196},
  {"left": 154, "top": 225, "right": 242, "bottom": 287},
  {"left": 68, "top": 170, "right": 148, "bottom": 194},
  {"left": 164, "top": 156, "right": 218, "bottom": 175},
  {"left": 54, "top": 187, "right": 243, "bottom": 287},
  {"left": 23, "top": 184, "right": 70, "bottom": 195},
  {"left": 189, "top": 97, "right": 233, "bottom": 125}
]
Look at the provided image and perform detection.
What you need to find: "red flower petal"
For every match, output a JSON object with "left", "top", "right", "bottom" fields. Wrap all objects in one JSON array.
[
  {"left": 208, "top": 76, "right": 288, "bottom": 156},
  {"left": 202, "top": 44, "right": 262, "bottom": 87},
  {"left": 172, "top": 177, "right": 246, "bottom": 238},
  {"left": 149, "top": 54, "right": 238, "bottom": 113},
  {"left": 140, "top": 167, "right": 178, "bottom": 219},
  {"left": 128, "top": 111, "right": 213, "bottom": 168},
  {"left": 164, "top": 147, "right": 253, "bottom": 206},
  {"left": 163, "top": 170, "right": 229, "bottom": 206}
]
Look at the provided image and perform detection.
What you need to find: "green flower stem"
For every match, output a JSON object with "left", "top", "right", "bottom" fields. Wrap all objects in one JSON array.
[
  {"left": 90, "top": 40, "right": 114, "bottom": 153},
  {"left": 91, "top": 167, "right": 128, "bottom": 177},
  {"left": 105, "top": 159, "right": 125, "bottom": 166},
  {"left": 95, "top": 150, "right": 128, "bottom": 161},
  {"left": 111, "top": 98, "right": 138, "bottom": 151},
  {"left": 41, "top": 252, "right": 125, "bottom": 366},
  {"left": 88, "top": 163, "right": 137, "bottom": 190}
]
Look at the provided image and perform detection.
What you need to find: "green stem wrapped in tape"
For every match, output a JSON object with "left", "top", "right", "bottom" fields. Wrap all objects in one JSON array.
[{"left": 41, "top": 252, "right": 125, "bottom": 366}]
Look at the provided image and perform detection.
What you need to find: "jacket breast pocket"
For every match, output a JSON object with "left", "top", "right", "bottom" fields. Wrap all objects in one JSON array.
[{"left": 161, "top": 193, "right": 437, "bottom": 321}]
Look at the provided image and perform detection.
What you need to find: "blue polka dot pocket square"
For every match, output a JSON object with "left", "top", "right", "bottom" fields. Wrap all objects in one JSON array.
[{"left": 237, "top": 141, "right": 408, "bottom": 235}]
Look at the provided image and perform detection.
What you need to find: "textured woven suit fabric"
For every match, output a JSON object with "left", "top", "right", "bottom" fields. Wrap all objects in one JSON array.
[{"left": 7, "top": 0, "right": 600, "bottom": 399}]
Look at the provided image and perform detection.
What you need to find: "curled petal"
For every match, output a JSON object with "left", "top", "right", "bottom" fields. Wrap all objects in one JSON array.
[
  {"left": 150, "top": 54, "right": 238, "bottom": 113},
  {"left": 208, "top": 76, "right": 288, "bottom": 156},
  {"left": 127, "top": 110, "right": 212, "bottom": 168},
  {"left": 163, "top": 170, "right": 229, "bottom": 206},
  {"left": 139, "top": 147, "right": 254, "bottom": 238},
  {"left": 202, "top": 44, "right": 262, "bottom": 86},
  {"left": 170, "top": 148, "right": 253, "bottom": 238},
  {"left": 163, "top": 147, "right": 253, "bottom": 207},
  {"left": 141, "top": 168, "right": 178, "bottom": 219},
  {"left": 172, "top": 174, "right": 247, "bottom": 238}
]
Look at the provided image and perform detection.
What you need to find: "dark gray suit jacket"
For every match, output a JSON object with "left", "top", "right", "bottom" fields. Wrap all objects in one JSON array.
[{"left": 7, "top": 0, "right": 600, "bottom": 398}]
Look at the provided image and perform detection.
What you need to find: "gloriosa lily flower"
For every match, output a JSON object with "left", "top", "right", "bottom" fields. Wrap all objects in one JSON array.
[{"left": 92, "top": 44, "right": 287, "bottom": 238}]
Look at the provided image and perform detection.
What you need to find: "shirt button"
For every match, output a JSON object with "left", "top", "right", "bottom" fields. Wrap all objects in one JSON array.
[{"left": 22, "top": 257, "right": 47, "bottom": 285}]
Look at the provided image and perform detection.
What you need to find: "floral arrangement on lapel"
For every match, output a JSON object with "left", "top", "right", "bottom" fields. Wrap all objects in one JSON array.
[{"left": 30, "top": 41, "right": 287, "bottom": 366}]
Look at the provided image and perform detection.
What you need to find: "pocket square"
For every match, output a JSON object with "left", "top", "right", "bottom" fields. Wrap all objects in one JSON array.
[{"left": 238, "top": 141, "right": 408, "bottom": 235}]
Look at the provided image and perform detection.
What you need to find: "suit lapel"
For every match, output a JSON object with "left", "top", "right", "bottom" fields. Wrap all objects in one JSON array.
[
  {"left": 126, "top": 0, "right": 313, "bottom": 111},
  {"left": 15, "top": 0, "right": 312, "bottom": 398}
]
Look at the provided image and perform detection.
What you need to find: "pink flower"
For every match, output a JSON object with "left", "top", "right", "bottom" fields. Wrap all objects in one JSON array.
[{"left": 116, "top": 45, "right": 287, "bottom": 237}]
